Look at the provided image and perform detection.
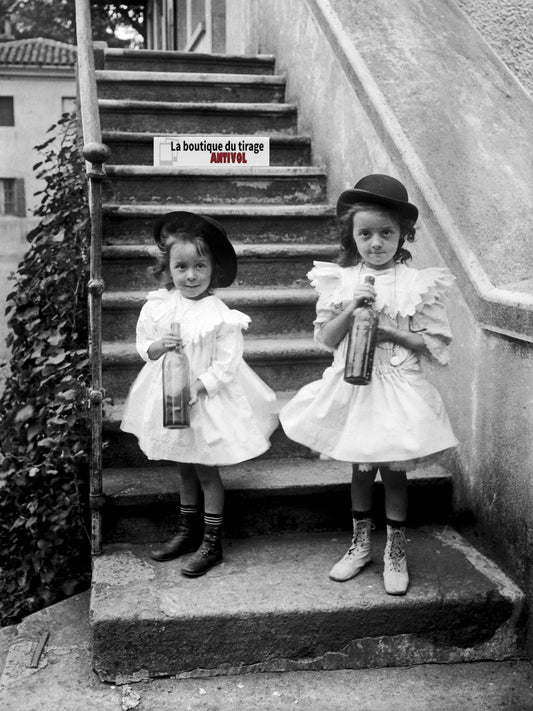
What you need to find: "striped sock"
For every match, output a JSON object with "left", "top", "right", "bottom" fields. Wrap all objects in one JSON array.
[
  {"left": 204, "top": 512, "right": 223, "bottom": 528},
  {"left": 181, "top": 504, "right": 200, "bottom": 518}
]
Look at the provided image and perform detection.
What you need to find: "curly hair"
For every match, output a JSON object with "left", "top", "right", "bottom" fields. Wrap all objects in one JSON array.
[
  {"left": 337, "top": 203, "right": 416, "bottom": 267},
  {"left": 150, "top": 224, "right": 224, "bottom": 290}
]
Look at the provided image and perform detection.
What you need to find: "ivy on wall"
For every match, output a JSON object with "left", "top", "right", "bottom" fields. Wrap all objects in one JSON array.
[{"left": 0, "top": 113, "right": 92, "bottom": 626}]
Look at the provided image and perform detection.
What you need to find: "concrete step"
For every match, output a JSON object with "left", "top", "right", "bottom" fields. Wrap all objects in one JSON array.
[
  {"left": 102, "top": 132, "right": 312, "bottom": 166},
  {"left": 101, "top": 243, "right": 336, "bottom": 290},
  {"left": 103, "top": 166, "right": 327, "bottom": 204},
  {"left": 104, "top": 49, "right": 276, "bottom": 75},
  {"left": 4, "top": 592, "right": 533, "bottom": 708},
  {"left": 102, "top": 203, "right": 337, "bottom": 245},
  {"left": 91, "top": 527, "right": 525, "bottom": 681},
  {"left": 99, "top": 99, "right": 297, "bottom": 134},
  {"left": 96, "top": 70, "right": 286, "bottom": 103},
  {"left": 102, "top": 287, "right": 319, "bottom": 340},
  {"left": 102, "top": 459, "right": 453, "bottom": 543},
  {"left": 102, "top": 336, "right": 331, "bottom": 399}
]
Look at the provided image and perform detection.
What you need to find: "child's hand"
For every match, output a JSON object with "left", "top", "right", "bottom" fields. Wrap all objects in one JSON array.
[
  {"left": 161, "top": 331, "right": 183, "bottom": 351},
  {"left": 350, "top": 283, "right": 377, "bottom": 310},
  {"left": 189, "top": 379, "right": 207, "bottom": 406},
  {"left": 147, "top": 333, "right": 183, "bottom": 360}
]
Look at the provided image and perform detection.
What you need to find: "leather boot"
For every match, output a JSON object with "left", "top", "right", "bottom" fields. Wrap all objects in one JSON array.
[
  {"left": 181, "top": 524, "right": 223, "bottom": 577},
  {"left": 329, "top": 518, "right": 374, "bottom": 582},
  {"left": 150, "top": 511, "right": 203, "bottom": 562},
  {"left": 383, "top": 525, "right": 409, "bottom": 595}
]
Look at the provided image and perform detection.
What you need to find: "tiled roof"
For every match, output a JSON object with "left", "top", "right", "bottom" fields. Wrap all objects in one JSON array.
[{"left": 0, "top": 37, "right": 76, "bottom": 67}]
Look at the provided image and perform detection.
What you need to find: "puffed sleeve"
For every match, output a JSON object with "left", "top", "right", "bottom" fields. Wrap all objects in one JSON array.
[
  {"left": 410, "top": 297, "right": 453, "bottom": 365},
  {"left": 197, "top": 323, "right": 244, "bottom": 397},
  {"left": 136, "top": 301, "right": 159, "bottom": 362},
  {"left": 307, "top": 261, "right": 344, "bottom": 348}
]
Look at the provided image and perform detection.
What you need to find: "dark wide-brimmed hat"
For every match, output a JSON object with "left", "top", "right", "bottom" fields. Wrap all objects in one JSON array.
[
  {"left": 153, "top": 211, "right": 237, "bottom": 287},
  {"left": 336, "top": 174, "right": 419, "bottom": 222}
]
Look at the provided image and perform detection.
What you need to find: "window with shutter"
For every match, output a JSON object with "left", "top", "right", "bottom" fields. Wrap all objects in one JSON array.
[
  {"left": 0, "top": 179, "right": 24, "bottom": 215},
  {"left": 0, "top": 97, "right": 14, "bottom": 126}
]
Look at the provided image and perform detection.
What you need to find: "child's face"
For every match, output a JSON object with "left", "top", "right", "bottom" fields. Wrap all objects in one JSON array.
[
  {"left": 352, "top": 208, "right": 401, "bottom": 270},
  {"left": 169, "top": 240, "right": 213, "bottom": 300}
]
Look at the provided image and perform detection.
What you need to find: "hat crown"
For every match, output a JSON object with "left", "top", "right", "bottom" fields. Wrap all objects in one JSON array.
[
  {"left": 153, "top": 210, "right": 237, "bottom": 288},
  {"left": 354, "top": 174, "right": 409, "bottom": 203},
  {"left": 336, "top": 173, "right": 418, "bottom": 221}
]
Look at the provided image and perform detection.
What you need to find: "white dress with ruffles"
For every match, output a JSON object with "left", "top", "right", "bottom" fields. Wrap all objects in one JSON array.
[
  {"left": 121, "top": 289, "right": 278, "bottom": 466},
  {"left": 279, "top": 262, "right": 458, "bottom": 469}
]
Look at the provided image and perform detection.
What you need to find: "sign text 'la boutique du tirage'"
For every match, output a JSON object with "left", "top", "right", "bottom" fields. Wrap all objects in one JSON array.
[{"left": 153, "top": 136, "right": 270, "bottom": 167}]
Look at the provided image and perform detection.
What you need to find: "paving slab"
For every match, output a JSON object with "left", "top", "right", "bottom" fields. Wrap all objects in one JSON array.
[
  {"left": 91, "top": 527, "right": 524, "bottom": 682},
  {"left": 1, "top": 590, "right": 532, "bottom": 711}
]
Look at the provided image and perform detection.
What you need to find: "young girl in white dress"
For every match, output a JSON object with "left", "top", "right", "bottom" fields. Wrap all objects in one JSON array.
[
  {"left": 121, "top": 211, "right": 278, "bottom": 577},
  {"left": 280, "top": 174, "right": 458, "bottom": 595}
]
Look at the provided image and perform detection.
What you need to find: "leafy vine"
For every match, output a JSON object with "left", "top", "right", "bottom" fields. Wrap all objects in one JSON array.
[{"left": 0, "top": 113, "right": 91, "bottom": 626}]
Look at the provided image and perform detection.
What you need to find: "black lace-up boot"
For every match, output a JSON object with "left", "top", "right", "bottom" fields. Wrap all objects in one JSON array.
[
  {"left": 150, "top": 507, "right": 203, "bottom": 562},
  {"left": 181, "top": 522, "right": 223, "bottom": 577}
]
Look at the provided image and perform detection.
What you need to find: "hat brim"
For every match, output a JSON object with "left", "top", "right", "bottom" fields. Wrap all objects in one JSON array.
[
  {"left": 336, "top": 189, "right": 418, "bottom": 222},
  {"left": 153, "top": 211, "right": 237, "bottom": 288}
]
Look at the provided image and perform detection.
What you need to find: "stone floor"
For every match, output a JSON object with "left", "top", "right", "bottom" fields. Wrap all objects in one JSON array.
[{"left": 1, "top": 591, "right": 532, "bottom": 711}]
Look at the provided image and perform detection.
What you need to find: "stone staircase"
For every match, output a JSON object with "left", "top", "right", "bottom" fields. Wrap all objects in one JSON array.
[{"left": 91, "top": 49, "right": 524, "bottom": 682}]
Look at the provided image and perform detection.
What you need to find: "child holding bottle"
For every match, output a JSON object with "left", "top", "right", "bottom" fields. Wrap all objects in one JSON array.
[
  {"left": 121, "top": 211, "right": 278, "bottom": 577},
  {"left": 280, "top": 174, "right": 458, "bottom": 595}
]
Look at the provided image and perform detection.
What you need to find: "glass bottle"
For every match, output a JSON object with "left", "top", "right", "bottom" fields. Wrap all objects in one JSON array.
[
  {"left": 344, "top": 275, "right": 378, "bottom": 385},
  {"left": 162, "top": 322, "right": 190, "bottom": 428}
]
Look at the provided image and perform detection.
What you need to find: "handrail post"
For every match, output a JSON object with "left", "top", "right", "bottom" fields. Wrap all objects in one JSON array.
[
  {"left": 85, "top": 142, "right": 110, "bottom": 556},
  {"left": 75, "top": 0, "right": 110, "bottom": 556}
]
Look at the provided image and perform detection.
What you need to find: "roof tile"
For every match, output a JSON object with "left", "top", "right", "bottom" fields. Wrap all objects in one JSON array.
[{"left": 0, "top": 37, "right": 76, "bottom": 67}]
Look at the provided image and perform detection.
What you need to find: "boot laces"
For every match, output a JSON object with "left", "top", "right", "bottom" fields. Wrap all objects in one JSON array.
[
  {"left": 387, "top": 529, "right": 406, "bottom": 571},
  {"left": 348, "top": 520, "right": 374, "bottom": 554}
]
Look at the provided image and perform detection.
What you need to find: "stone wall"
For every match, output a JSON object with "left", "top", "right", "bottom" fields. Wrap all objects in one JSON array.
[{"left": 455, "top": 0, "right": 533, "bottom": 96}]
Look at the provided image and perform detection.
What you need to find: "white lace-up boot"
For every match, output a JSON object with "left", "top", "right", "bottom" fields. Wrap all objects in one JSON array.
[
  {"left": 329, "top": 518, "right": 374, "bottom": 582},
  {"left": 383, "top": 525, "right": 409, "bottom": 595}
]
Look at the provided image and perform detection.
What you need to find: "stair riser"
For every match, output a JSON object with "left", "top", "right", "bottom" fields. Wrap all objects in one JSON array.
[
  {"left": 103, "top": 174, "right": 327, "bottom": 205},
  {"left": 105, "top": 56, "right": 276, "bottom": 75},
  {"left": 103, "top": 480, "right": 453, "bottom": 543},
  {"left": 98, "top": 81, "right": 285, "bottom": 104},
  {"left": 103, "top": 212, "right": 337, "bottom": 244},
  {"left": 103, "top": 424, "right": 311, "bottom": 469},
  {"left": 104, "top": 138, "right": 311, "bottom": 166},
  {"left": 102, "top": 255, "right": 329, "bottom": 290},
  {"left": 102, "top": 303, "right": 316, "bottom": 340},
  {"left": 104, "top": 356, "right": 330, "bottom": 400},
  {"left": 100, "top": 107, "right": 297, "bottom": 134}
]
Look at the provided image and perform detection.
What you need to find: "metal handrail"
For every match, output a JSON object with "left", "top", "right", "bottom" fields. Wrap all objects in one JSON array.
[{"left": 75, "top": 0, "right": 110, "bottom": 556}]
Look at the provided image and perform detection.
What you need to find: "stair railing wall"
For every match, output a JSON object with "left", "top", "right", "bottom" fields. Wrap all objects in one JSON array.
[{"left": 75, "top": 0, "right": 110, "bottom": 556}]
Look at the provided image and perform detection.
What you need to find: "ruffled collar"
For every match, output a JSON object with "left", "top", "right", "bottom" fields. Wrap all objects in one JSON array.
[
  {"left": 145, "top": 288, "right": 250, "bottom": 343},
  {"left": 308, "top": 261, "right": 455, "bottom": 318}
]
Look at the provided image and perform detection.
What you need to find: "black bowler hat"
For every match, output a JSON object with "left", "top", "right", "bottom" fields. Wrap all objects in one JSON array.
[
  {"left": 336, "top": 174, "right": 419, "bottom": 222},
  {"left": 153, "top": 211, "right": 237, "bottom": 287}
]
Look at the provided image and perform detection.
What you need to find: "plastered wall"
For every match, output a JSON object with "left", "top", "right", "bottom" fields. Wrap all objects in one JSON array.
[{"left": 455, "top": 0, "right": 533, "bottom": 95}]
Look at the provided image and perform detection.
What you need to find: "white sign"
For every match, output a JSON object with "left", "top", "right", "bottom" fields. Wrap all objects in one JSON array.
[{"left": 153, "top": 136, "right": 270, "bottom": 167}]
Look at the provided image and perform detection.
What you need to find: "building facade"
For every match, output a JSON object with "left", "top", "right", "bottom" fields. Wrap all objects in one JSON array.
[
  {"left": 0, "top": 37, "right": 76, "bottom": 243},
  {"left": 0, "top": 37, "right": 76, "bottom": 366}
]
